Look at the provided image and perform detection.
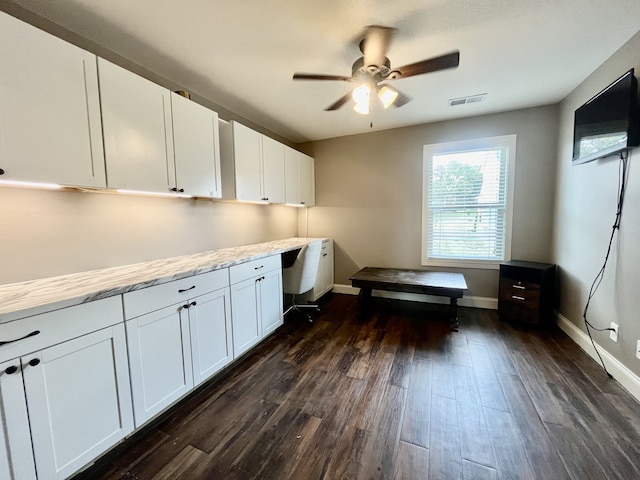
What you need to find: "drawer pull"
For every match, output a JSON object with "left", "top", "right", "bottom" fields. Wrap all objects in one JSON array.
[
  {"left": 512, "top": 285, "right": 525, "bottom": 290},
  {"left": 322, "top": 253, "right": 328, "bottom": 257},
  {"left": 4, "top": 365, "right": 18, "bottom": 375},
  {"left": 28, "top": 358, "right": 40, "bottom": 367},
  {"left": 512, "top": 295, "right": 525, "bottom": 301},
  {"left": 254, "top": 265, "right": 264, "bottom": 270},
  {"left": 0, "top": 330, "right": 40, "bottom": 347},
  {"left": 178, "top": 286, "right": 196, "bottom": 293}
]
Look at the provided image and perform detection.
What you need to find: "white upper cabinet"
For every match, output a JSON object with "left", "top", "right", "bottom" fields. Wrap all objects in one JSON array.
[
  {"left": 220, "top": 121, "right": 287, "bottom": 203},
  {"left": 284, "top": 146, "right": 315, "bottom": 206},
  {"left": 284, "top": 146, "right": 301, "bottom": 205},
  {"left": 261, "top": 135, "right": 285, "bottom": 203},
  {"left": 171, "top": 93, "right": 222, "bottom": 198},
  {"left": 227, "top": 121, "right": 262, "bottom": 201},
  {"left": 98, "top": 58, "right": 175, "bottom": 193},
  {"left": 299, "top": 152, "right": 315, "bottom": 207},
  {"left": 0, "top": 11, "right": 105, "bottom": 187}
]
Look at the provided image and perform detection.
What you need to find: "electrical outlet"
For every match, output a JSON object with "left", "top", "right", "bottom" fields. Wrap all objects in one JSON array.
[
  {"left": 609, "top": 322, "right": 618, "bottom": 343},
  {"left": 636, "top": 340, "right": 640, "bottom": 360}
]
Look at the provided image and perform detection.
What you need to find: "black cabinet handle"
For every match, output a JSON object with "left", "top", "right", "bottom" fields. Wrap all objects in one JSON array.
[
  {"left": 254, "top": 265, "right": 264, "bottom": 270},
  {"left": 190, "top": 301, "right": 197, "bottom": 307},
  {"left": 182, "top": 303, "right": 190, "bottom": 310},
  {"left": 170, "top": 187, "right": 185, "bottom": 193},
  {"left": 0, "top": 330, "right": 40, "bottom": 347},
  {"left": 5, "top": 365, "right": 18, "bottom": 375},
  {"left": 28, "top": 358, "right": 40, "bottom": 367},
  {"left": 322, "top": 253, "right": 328, "bottom": 257},
  {"left": 301, "top": 201, "right": 305, "bottom": 205},
  {"left": 178, "top": 286, "right": 196, "bottom": 293},
  {"left": 0, "top": 168, "right": 4, "bottom": 175}
]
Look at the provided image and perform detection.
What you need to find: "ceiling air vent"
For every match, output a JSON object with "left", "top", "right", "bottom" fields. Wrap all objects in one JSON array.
[{"left": 448, "top": 93, "right": 487, "bottom": 107}]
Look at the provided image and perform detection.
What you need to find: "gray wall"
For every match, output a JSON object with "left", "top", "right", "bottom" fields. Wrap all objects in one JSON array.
[
  {"left": 0, "top": 187, "right": 298, "bottom": 285},
  {"left": 552, "top": 30, "right": 640, "bottom": 376},
  {"left": 302, "top": 105, "right": 559, "bottom": 299}
]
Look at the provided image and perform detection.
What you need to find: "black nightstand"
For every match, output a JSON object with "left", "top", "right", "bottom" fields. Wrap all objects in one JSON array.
[{"left": 498, "top": 260, "right": 556, "bottom": 325}]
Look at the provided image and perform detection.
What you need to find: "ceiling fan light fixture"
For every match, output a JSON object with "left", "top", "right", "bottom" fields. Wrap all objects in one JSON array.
[
  {"left": 353, "top": 100, "right": 370, "bottom": 114},
  {"left": 352, "top": 84, "right": 370, "bottom": 104},
  {"left": 378, "top": 85, "right": 399, "bottom": 109},
  {"left": 352, "top": 84, "right": 371, "bottom": 114}
]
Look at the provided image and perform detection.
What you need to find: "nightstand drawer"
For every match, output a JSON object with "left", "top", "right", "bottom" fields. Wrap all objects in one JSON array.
[
  {"left": 499, "top": 279, "right": 540, "bottom": 302},
  {"left": 499, "top": 280, "right": 540, "bottom": 323}
]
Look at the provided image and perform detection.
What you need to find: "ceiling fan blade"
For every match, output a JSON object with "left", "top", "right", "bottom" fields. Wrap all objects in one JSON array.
[
  {"left": 325, "top": 92, "right": 353, "bottom": 111},
  {"left": 293, "top": 73, "right": 353, "bottom": 81},
  {"left": 362, "top": 25, "right": 396, "bottom": 68},
  {"left": 391, "top": 51, "right": 460, "bottom": 79}
]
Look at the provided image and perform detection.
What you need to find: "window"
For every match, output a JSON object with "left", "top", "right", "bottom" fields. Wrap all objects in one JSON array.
[{"left": 422, "top": 134, "right": 516, "bottom": 268}]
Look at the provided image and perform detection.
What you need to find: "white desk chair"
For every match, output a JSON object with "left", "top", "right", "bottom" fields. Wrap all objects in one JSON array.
[{"left": 283, "top": 240, "right": 322, "bottom": 322}]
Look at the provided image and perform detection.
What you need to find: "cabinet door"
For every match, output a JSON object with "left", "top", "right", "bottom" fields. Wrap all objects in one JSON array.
[
  {"left": 0, "top": 11, "right": 105, "bottom": 187},
  {"left": 171, "top": 93, "right": 222, "bottom": 198},
  {"left": 126, "top": 304, "right": 193, "bottom": 427},
  {"left": 284, "top": 146, "right": 301, "bottom": 205},
  {"left": 313, "top": 241, "right": 334, "bottom": 300},
  {"left": 233, "top": 122, "right": 262, "bottom": 201},
  {"left": 260, "top": 268, "right": 284, "bottom": 337},
  {"left": 23, "top": 324, "right": 133, "bottom": 480},
  {"left": 98, "top": 58, "right": 175, "bottom": 193},
  {"left": 299, "top": 153, "right": 316, "bottom": 206},
  {"left": 261, "top": 135, "right": 285, "bottom": 203},
  {"left": 230, "top": 277, "right": 261, "bottom": 356},
  {"left": 189, "top": 288, "right": 233, "bottom": 386},
  {"left": 0, "top": 359, "right": 37, "bottom": 480}
]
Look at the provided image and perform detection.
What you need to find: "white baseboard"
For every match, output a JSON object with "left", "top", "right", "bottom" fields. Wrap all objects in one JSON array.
[
  {"left": 331, "top": 283, "right": 498, "bottom": 310},
  {"left": 556, "top": 312, "right": 640, "bottom": 403}
]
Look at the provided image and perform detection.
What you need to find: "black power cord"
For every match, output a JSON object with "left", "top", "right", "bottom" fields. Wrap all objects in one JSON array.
[{"left": 582, "top": 151, "right": 629, "bottom": 379}]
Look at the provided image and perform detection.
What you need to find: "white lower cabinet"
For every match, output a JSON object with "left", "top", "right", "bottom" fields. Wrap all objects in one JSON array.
[
  {"left": 230, "top": 277, "right": 261, "bottom": 356},
  {"left": 313, "top": 239, "right": 335, "bottom": 300},
  {"left": 123, "top": 269, "right": 232, "bottom": 427},
  {"left": 188, "top": 287, "right": 233, "bottom": 387},
  {"left": 0, "top": 358, "right": 36, "bottom": 480},
  {"left": 260, "top": 268, "right": 285, "bottom": 337},
  {"left": 126, "top": 303, "right": 193, "bottom": 427},
  {"left": 229, "top": 255, "right": 283, "bottom": 357},
  {"left": 0, "top": 297, "right": 133, "bottom": 480}
]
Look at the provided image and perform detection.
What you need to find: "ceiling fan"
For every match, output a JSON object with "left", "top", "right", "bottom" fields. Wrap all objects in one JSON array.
[{"left": 293, "top": 26, "right": 460, "bottom": 114}]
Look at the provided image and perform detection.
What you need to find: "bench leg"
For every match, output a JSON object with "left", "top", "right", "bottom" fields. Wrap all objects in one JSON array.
[
  {"left": 449, "top": 297, "right": 460, "bottom": 332},
  {"left": 358, "top": 287, "right": 372, "bottom": 317}
]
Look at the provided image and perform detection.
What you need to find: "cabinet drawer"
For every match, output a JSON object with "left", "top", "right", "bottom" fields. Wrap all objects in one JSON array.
[
  {"left": 499, "top": 279, "right": 541, "bottom": 323},
  {"left": 499, "top": 279, "right": 540, "bottom": 299},
  {"left": 229, "top": 255, "right": 281, "bottom": 285},
  {"left": 123, "top": 269, "right": 229, "bottom": 320},
  {"left": 0, "top": 296, "right": 122, "bottom": 363}
]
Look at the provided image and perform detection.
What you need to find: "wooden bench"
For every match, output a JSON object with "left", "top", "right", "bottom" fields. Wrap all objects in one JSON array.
[{"left": 349, "top": 267, "right": 468, "bottom": 331}]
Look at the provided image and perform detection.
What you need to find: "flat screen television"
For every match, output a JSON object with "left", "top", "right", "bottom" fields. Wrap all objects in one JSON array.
[{"left": 572, "top": 68, "right": 640, "bottom": 165}]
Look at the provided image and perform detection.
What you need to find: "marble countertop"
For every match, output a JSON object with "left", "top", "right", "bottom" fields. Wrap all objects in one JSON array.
[{"left": 0, "top": 237, "right": 325, "bottom": 323}]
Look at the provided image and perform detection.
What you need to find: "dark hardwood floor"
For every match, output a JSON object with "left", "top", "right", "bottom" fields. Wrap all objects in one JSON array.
[{"left": 77, "top": 294, "right": 640, "bottom": 480}]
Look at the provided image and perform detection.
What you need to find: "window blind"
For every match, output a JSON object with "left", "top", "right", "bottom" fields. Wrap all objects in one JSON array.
[{"left": 426, "top": 146, "right": 509, "bottom": 262}]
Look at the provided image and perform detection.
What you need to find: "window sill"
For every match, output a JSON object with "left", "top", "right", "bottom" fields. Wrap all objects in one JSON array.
[{"left": 422, "top": 259, "right": 501, "bottom": 270}]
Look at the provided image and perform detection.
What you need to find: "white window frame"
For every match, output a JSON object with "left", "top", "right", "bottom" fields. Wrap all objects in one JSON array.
[{"left": 421, "top": 134, "right": 516, "bottom": 269}]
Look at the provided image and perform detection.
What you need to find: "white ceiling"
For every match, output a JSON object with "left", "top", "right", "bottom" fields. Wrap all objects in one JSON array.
[{"left": 5, "top": 0, "right": 640, "bottom": 143}]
